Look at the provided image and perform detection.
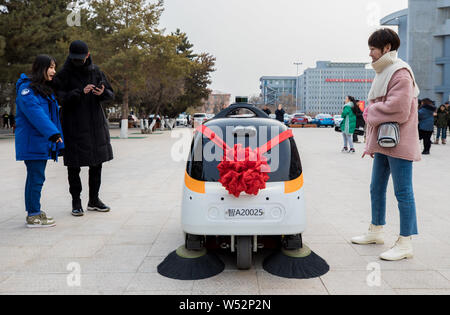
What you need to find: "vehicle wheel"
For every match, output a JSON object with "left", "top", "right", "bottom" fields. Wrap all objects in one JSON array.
[{"left": 236, "top": 236, "right": 253, "bottom": 270}]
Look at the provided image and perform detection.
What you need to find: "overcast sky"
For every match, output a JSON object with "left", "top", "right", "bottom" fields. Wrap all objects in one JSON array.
[{"left": 159, "top": 0, "right": 408, "bottom": 98}]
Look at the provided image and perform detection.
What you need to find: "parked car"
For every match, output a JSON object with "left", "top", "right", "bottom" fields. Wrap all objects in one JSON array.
[
  {"left": 290, "top": 113, "right": 308, "bottom": 125},
  {"left": 176, "top": 114, "right": 188, "bottom": 127},
  {"left": 313, "top": 114, "right": 334, "bottom": 127},
  {"left": 284, "top": 114, "right": 292, "bottom": 125},
  {"left": 333, "top": 115, "right": 343, "bottom": 127},
  {"left": 192, "top": 113, "right": 208, "bottom": 128},
  {"left": 305, "top": 115, "right": 313, "bottom": 123}
]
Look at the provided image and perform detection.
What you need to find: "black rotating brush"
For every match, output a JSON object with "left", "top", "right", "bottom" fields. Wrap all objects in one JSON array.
[
  {"left": 263, "top": 245, "right": 329, "bottom": 279},
  {"left": 157, "top": 246, "right": 225, "bottom": 280}
]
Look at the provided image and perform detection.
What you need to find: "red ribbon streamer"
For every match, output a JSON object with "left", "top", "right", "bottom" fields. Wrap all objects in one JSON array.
[{"left": 195, "top": 125, "right": 294, "bottom": 197}]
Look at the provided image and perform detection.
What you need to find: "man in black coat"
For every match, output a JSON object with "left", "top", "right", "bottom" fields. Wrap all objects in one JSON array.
[
  {"left": 53, "top": 40, "right": 114, "bottom": 217},
  {"left": 275, "top": 104, "right": 285, "bottom": 123}
]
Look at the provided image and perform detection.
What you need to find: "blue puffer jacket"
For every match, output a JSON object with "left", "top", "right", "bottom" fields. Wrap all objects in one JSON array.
[
  {"left": 418, "top": 104, "right": 436, "bottom": 132},
  {"left": 15, "top": 74, "right": 64, "bottom": 161}
]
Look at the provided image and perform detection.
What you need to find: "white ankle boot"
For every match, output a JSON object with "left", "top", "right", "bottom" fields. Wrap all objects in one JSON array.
[
  {"left": 351, "top": 224, "right": 384, "bottom": 245},
  {"left": 380, "top": 236, "right": 413, "bottom": 261}
]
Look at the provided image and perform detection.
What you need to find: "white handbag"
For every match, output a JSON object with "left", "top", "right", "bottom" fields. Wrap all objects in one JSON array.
[{"left": 377, "top": 122, "right": 400, "bottom": 148}]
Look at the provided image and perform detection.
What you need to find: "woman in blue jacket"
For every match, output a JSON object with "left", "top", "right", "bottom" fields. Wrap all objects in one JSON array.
[
  {"left": 15, "top": 55, "right": 64, "bottom": 228},
  {"left": 418, "top": 98, "right": 436, "bottom": 155}
]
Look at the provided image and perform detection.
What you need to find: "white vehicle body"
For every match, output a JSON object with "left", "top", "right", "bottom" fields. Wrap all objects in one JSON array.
[
  {"left": 193, "top": 113, "right": 208, "bottom": 129},
  {"left": 334, "top": 115, "right": 343, "bottom": 127},
  {"left": 176, "top": 114, "right": 188, "bottom": 127},
  {"left": 181, "top": 173, "right": 306, "bottom": 236}
]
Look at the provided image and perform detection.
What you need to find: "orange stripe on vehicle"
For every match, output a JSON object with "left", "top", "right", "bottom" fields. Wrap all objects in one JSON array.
[
  {"left": 284, "top": 173, "right": 304, "bottom": 194},
  {"left": 185, "top": 171, "right": 206, "bottom": 194}
]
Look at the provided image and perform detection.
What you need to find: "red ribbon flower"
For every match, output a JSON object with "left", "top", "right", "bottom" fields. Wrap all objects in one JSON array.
[{"left": 217, "top": 144, "right": 270, "bottom": 198}]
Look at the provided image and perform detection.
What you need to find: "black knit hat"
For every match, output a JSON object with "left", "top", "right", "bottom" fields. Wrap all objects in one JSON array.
[{"left": 69, "top": 40, "right": 89, "bottom": 59}]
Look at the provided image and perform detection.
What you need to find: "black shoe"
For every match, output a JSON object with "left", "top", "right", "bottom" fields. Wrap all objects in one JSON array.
[
  {"left": 422, "top": 151, "right": 430, "bottom": 155},
  {"left": 72, "top": 199, "right": 85, "bottom": 217},
  {"left": 87, "top": 199, "right": 111, "bottom": 212}
]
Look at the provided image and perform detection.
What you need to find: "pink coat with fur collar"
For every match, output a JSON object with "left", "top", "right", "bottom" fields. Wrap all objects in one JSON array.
[{"left": 364, "top": 69, "right": 421, "bottom": 162}]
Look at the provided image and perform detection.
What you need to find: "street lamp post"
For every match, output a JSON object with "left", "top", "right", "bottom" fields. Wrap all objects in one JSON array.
[{"left": 294, "top": 62, "right": 303, "bottom": 113}]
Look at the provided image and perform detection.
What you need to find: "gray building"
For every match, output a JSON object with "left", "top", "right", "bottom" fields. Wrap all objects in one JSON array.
[
  {"left": 259, "top": 76, "right": 297, "bottom": 105},
  {"left": 298, "top": 61, "right": 375, "bottom": 115},
  {"left": 382, "top": 0, "right": 450, "bottom": 103}
]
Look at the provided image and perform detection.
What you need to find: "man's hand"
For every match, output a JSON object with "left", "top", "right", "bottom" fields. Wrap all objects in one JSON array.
[
  {"left": 56, "top": 137, "right": 63, "bottom": 144},
  {"left": 362, "top": 151, "right": 374, "bottom": 159},
  {"left": 92, "top": 85, "right": 105, "bottom": 96},
  {"left": 84, "top": 84, "right": 96, "bottom": 94}
]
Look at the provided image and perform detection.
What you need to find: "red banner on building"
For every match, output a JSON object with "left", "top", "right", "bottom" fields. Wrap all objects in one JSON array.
[{"left": 325, "top": 79, "right": 373, "bottom": 83}]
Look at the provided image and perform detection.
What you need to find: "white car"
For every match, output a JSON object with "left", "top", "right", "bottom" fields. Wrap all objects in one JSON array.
[
  {"left": 176, "top": 114, "right": 188, "bottom": 127},
  {"left": 192, "top": 113, "right": 208, "bottom": 129}
]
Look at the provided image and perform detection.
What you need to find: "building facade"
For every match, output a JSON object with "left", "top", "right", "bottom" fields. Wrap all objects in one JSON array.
[
  {"left": 382, "top": 0, "right": 450, "bottom": 103},
  {"left": 259, "top": 76, "right": 297, "bottom": 105},
  {"left": 202, "top": 90, "right": 231, "bottom": 113},
  {"left": 298, "top": 61, "right": 375, "bottom": 115}
]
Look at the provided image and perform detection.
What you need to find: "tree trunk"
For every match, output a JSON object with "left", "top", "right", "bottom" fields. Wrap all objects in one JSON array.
[
  {"left": 122, "top": 78, "right": 129, "bottom": 120},
  {"left": 120, "top": 78, "right": 129, "bottom": 139}
]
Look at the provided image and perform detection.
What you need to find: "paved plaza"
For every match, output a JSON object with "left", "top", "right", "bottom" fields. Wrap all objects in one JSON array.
[{"left": 0, "top": 127, "right": 450, "bottom": 295}]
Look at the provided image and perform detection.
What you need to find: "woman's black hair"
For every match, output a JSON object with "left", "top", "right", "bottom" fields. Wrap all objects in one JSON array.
[
  {"left": 438, "top": 104, "right": 446, "bottom": 113},
  {"left": 347, "top": 95, "right": 360, "bottom": 115},
  {"left": 29, "top": 55, "right": 57, "bottom": 98},
  {"left": 368, "top": 28, "right": 401, "bottom": 52}
]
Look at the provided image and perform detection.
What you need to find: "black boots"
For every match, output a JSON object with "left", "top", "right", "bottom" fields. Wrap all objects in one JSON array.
[
  {"left": 87, "top": 199, "right": 111, "bottom": 212},
  {"left": 72, "top": 199, "right": 85, "bottom": 217}
]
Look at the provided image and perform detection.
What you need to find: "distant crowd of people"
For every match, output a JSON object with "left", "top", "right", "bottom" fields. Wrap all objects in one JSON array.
[
  {"left": 2, "top": 112, "right": 15, "bottom": 131},
  {"left": 417, "top": 99, "right": 450, "bottom": 155}
]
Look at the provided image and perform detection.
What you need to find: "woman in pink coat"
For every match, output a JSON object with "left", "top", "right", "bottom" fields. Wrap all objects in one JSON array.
[{"left": 351, "top": 29, "right": 421, "bottom": 261}]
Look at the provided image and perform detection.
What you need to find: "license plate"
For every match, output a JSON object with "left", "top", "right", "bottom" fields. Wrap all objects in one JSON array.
[{"left": 226, "top": 208, "right": 265, "bottom": 219}]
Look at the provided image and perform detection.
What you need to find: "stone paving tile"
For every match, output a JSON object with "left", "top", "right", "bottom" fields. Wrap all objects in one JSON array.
[
  {"left": 257, "top": 271, "right": 329, "bottom": 295},
  {"left": 438, "top": 270, "right": 450, "bottom": 281},
  {"left": 309, "top": 243, "right": 369, "bottom": 271},
  {"left": 320, "top": 270, "right": 395, "bottom": 295},
  {"left": 79, "top": 245, "right": 152, "bottom": 273},
  {"left": 42, "top": 236, "right": 107, "bottom": 258},
  {"left": 18, "top": 257, "right": 84, "bottom": 274},
  {"left": 381, "top": 271, "right": 450, "bottom": 289},
  {"left": 394, "top": 289, "right": 450, "bottom": 295},
  {"left": 0, "top": 246, "right": 51, "bottom": 272},
  {"left": 361, "top": 256, "right": 429, "bottom": 271},
  {"left": 0, "top": 274, "right": 69, "bottom": 293},
  {"left": 137, "top": 256, "right": 166, "bottom": 273},
  {"left": 147, "top": 232, "right": 185, "bottom": 257},
  {"left": 106, "top": 226, "right": 160, "bottom": 246},
  {"left": 192, "top": 271, "right": 259, "bottom": 295},
  {"left": 126, "top": 273, "right": 194, "bottom": 292}
]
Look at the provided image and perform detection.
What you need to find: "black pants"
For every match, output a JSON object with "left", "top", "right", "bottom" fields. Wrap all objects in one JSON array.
[
  {"left": 68, "top": 164, "right": 102, "bottom": 202},
  {"left": 419, "top": 130, "right": 433, "bottom": 153}
]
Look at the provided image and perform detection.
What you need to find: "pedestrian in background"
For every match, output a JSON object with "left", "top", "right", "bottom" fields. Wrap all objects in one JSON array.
[
  {"left": 445, "top": 102, "right": 450, "bottom": 135},
  {"left": 263, "top": 105, "right": 271, "bottom": 116},
  {"left": 418, "top": 98, "right": 436, "bottom": 154},
  {"left": 354, "top": 28, "right": 421, "bottom": 261},
  {"left": 53, "top": 40, "right": 114, "bottom": 217},
  {"left": 2, "top": 112, "right": 9, "bottom": 128},
  {"left": 9, "top": 113, "right": 15, "bottom": 133},
  {"left": 275, "top": 104, "right": 285, "bottom": 123},
  {"left": 15, "top": 55, "right": 64, "bottom": 228},
  {"left": 435, "top": 104, "right": 448, "bottom": 145},
  {"left": 353, "top": 100, "right": 365, "bottom": 143},
  {"left": 340, "top": 96, "right": 357, "bottom": 153}
]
